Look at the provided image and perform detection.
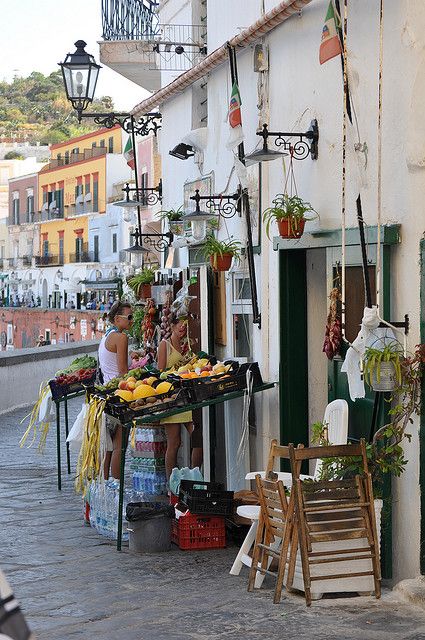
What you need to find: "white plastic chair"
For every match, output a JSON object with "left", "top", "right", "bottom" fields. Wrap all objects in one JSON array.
[{"left": 229, "top": 399, "right": 349, "bottom": 586}]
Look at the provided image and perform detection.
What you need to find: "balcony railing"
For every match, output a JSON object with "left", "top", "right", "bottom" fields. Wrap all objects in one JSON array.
[
  {"left": 69, "top": 251, "right": 100, "bottom": 264},
  {"left": 102, "top": 0, "right": 160, "bottom": 40},
  {"left": 65, "top": 203, "right": 95, "bottom": 216},
  {"left": 35, "top": 255, "right": 63, "bottom": 267},
  {"left": 45, "top": 147, "right": 107, "bottom": 170}
]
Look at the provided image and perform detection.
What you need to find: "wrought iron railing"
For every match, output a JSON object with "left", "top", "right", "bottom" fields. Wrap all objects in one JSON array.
[
  {"left": 102, "top": 0, "right": 160, "bottom": 40},
  {"left": 69, "top": 250, "right": 99, "bottom": 264},
  {"left": 35, "top": 255, "right": 63, "bottom": 266}
]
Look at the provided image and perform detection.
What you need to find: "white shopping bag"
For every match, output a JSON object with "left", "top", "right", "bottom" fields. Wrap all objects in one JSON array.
[{"left": 66, "top": 403, "right": 88, "bottom": 453}]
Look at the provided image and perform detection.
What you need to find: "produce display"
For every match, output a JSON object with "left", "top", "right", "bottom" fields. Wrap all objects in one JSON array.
[
  {"left": 53, "top": 355, "right": 97, "bottom": 387},
  {"left": 142, "top": 298, "right": 157, "bottom": 345},
  {"left": 164, "top": 356, "right": 232, "bottom": 380},
  {"left": 159, "top": 290, "right": 173, "bottom": 341},
  {"left": 95, "top": 367, "right": 151, "bottom": 393},
  {"left": 113, "top": 375, "right": 179, "bottom": 413}
]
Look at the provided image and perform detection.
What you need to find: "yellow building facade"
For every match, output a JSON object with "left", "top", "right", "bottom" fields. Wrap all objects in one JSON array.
[{"left": 37, "top": 126, "right": 122, "bottom": 264}]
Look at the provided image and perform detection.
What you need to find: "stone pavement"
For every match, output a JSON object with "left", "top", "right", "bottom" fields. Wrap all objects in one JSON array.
[{"left": 2, "top": 400, "right": 425, "bottom": 640}]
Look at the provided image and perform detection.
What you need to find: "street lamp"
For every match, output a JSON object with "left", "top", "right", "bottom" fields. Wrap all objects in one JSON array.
[
  {"left": 245, "top": 121, "right": 319, "bottom": 164},
  {"left": 182, "top": 188, "right": 242, "bottom": 241},
  {"left": 59, "top": 41, "right": 162, "bottom": 254}
]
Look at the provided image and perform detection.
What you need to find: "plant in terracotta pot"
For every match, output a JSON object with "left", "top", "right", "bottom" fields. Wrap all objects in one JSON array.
[
  {"left": 157, "top": 206, "right": 185, "bottom": 236},
  {"left": 127, "top": 267, "right": 156, "bottom": 300},
  {"left": 201, "top": 234, "right": 241, "bottom": 272},
  {"left": 262, "top": 193, "right": 317, "bottom": 240}
]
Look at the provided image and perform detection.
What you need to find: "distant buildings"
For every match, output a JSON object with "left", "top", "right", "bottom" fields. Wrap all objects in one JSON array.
[{"left": 1, "top": 127, "right": 161, "bottom": 311}]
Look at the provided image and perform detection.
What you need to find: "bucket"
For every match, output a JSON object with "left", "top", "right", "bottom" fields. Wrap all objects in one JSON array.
[
  {"left": 371, "top": 362, "right": 397, "bottom": 392},
  {"left": 128, "top": 513, "right": 172, "bottom": 553}
]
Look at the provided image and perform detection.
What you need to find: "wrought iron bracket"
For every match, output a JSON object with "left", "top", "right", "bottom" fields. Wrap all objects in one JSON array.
[
  {"left": 258, "top": 120, "right": 319, "bottom": 160},
  {"left": 79, "top": 111, "right": 162, "bottom": 136},
  {"left": 190, "top": 185, "right": 242, "bottom": 219},
  {"left": 131, "top": 227, "right": 173, "bottom": 253},
  {"left": 123, "top": 179, "right": 163, "bottom": 205},
  {"left": 378, "top": 314, "right": 409, "bottom": 335}
]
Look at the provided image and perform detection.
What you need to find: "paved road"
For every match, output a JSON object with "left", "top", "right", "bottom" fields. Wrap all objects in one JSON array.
[{"left": 2, "top": 400, "right": 425, "bottom": 640}]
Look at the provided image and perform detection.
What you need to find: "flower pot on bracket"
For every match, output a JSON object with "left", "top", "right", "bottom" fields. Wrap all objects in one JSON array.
[
  {"left": 371, "top": 362, "right": 397, "bottom": 392},
  {"left": 210, "top": 254, "right": 233, "bottom": 272},
  {"left": 140, "top": 284, "right": 152, "bottom": 300},
  {"left": 277, "top": 218, "right": 306, "bottom": 239},
  {"left": 169, "top": 220, "right": 184, "bottom": 236}
]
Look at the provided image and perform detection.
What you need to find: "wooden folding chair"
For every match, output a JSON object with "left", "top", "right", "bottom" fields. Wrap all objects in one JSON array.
[
  {"left": 247, "top": 473, "right": 290, "bottom": 603},
  {"left": 288, "top": 440, "right": 381, "bottom": 606}
]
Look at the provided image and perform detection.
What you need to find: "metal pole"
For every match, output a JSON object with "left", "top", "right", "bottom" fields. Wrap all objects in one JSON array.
[
  {"left": 356, "top": 195, "right": 372, "bottom": 308},
  {"left": 56, "top": 401, "right": 61, "bottom": 491},
  {"left": 130, "top": 115, "right": 143, "bottom": 241},
  {"left": 116, "top": 424, "right": 130, "bottom": 551},
  {"left": 64, "top": 397, "right": 71, "bottom": 474},
  {"left": 227, "top": 44, "right": 261, "bottom": 327}
]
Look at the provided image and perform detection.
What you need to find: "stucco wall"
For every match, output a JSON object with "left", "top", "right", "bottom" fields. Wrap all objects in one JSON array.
[
  {"left": 0, "top": 339, "right": 99, "bottom": 414},
  {"left": 156, "top": 0, "right": 425, "bottom": 582}
]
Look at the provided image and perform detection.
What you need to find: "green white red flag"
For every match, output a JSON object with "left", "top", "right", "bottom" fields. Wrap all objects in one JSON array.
[
  {"left": 124, "top": 136, "right": 135, "bottom": 169},
  {"left": 227, "top": 82, "right": 244, "bottom": 150},
  {"left": 319, "top": 1, "right": 342, "bottom": 65}
]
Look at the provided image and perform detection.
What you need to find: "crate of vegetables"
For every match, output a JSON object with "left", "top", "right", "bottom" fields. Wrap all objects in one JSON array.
[{"left": 49, "top": 355, "right": 97, "bottom": 400}]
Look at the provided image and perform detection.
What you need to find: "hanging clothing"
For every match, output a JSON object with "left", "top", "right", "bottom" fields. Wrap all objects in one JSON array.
[{"left": 161, "top": 340, "right": 192, "bottom": 425}]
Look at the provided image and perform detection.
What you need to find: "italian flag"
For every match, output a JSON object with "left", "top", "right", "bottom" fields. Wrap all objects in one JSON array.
[
  {"left": 227, "top": 82, "right": 244, "bottom": 150},
  {"left": 124, "top": 136, "right": 135, "bottom": 169},
  {"left": 319, "top": 1, "right": 342, "bottom": 65}
]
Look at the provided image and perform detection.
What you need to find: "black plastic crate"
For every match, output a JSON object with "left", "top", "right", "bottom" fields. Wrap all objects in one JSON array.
[
  {"left": 179, "top": 480, "right": 234, "bottom": 516},
  {"left": 49, "top": 375, "right": 96, "bottom": 401},
  {"left": 179, "top": 362, "right": 263, "bottom": 403},
  {"left": 131, "top": 388, "right": 189, "bottom": 418}
]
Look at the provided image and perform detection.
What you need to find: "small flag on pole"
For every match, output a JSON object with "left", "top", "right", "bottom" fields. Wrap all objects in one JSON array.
[
  {"left": 227, "top": 82, "right": 244, "bottom": 150},
  {"left": 124, "top": 136, "right": 135, "bottom": 169},
  {"left": 319, "top": 1, "right": 342, "bottom": 65}
]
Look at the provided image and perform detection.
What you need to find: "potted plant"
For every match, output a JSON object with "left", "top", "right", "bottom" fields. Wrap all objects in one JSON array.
[
  {"left": 157, "top": 206, "right": 185, "bottom": 236},
  {"left": 201, "top": 234, "right": 241, "bottom": 271},
  {"left": 363, "top": 341, "right": 403, "bottom": 392},
  {"left": 127, "top": 267, "right": 156, "bottom": 300},
  {"left": 262, "top": 194, "right": 317, "bottom": 240}
]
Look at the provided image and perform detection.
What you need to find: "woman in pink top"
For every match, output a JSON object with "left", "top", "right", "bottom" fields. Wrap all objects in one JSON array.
[{"left": 99, "top": 300, "right": 133, "bottom": 478}]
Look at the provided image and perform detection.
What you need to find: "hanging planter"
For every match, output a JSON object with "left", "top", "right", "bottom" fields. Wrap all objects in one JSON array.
[
  {"left": 209, "top": 253, "right": 233, "bottom": 272},
  {"left": 277, "top": 217, "right": 306, "bottom": 239},
  {"left": 263, "top": 194, "right": 317, "bottom": 241},
  {"left": 127, "top": 268, "right": 155, "bottom": 300},
  {"left": 169, "top": 220, "right": 184, "bottom": 236},
  {"left": 156, "top": 206, "right": 184, "bottom": 236},
  {"left": 201, "top": 234, "right": 241, "bottom": 272},
  {"left": 363, "top": 342, "right": 403, "bottom": 393}
]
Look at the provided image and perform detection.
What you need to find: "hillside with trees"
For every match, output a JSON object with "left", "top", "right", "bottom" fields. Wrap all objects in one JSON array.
[{"left": 0, "top": 70, "right": 114, "bottom": 145}]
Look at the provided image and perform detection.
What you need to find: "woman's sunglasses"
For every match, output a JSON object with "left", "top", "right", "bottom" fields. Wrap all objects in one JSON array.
[{"left": 117, "top": 314, "right": 133, "bottom": 321}]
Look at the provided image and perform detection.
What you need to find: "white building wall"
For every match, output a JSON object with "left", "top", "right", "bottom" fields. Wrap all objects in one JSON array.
[{"left": 154, "top": 0, "right": 425, "bottom": 583}]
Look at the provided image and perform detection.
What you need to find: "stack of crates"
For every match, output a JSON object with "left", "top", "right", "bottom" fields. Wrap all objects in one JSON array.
[
  {"left": 130, "top": 428, "right": 167, "bottom": 497},
  {"left": 171, "top": 481, "right": 234, "bottom": 550}
]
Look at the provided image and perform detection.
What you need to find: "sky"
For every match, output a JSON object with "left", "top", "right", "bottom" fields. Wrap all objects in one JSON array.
[{"left": 0, "top": 0, "right": 150, "bottom": 110}]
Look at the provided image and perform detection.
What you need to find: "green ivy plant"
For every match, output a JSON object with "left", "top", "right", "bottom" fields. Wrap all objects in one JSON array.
[
  {"left": 262, "top": 193, "right": 317, "bottom": 239},
  {"left": 156, "top": 206, "right": 184, "bottom": 222},
  {"left": 127, "top": 306, "right": 145, "bottom": 344}
]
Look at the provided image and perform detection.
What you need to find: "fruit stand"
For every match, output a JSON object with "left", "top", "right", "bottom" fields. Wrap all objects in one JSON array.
[{"left": 104, "top": 377, "right": 276, "bottom": 551}]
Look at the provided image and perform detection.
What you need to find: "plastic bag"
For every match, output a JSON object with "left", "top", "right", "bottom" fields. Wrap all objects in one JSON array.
[
  {"left": 126, "top": 502, "right": 175, "bottom": 522},
  {"left": 169, "top": 466, "right": 203, "bottom": 496},
  {"left": 66, "top": 403, "right": 88, "bottom": 453}
]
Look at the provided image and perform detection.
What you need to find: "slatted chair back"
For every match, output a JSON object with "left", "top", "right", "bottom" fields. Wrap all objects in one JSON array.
[
  {"left": 247, "top": 474, "right": 290, "bottom": 603},
  {"left": 288, "top": 440, "right": 381, "bottom": 606}
]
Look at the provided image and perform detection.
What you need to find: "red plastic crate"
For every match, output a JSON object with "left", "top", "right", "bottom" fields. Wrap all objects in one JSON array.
[
  {"left": 169, "top": 494, "right": 179, "bottom": 506},
  {"left": 171, "top": 513, "right": 226, "bottom": 550}
]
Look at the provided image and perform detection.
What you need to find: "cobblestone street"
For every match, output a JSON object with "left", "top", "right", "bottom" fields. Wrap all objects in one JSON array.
[{"left": 1, "top": 399, "right": 425, "bottom": 640}]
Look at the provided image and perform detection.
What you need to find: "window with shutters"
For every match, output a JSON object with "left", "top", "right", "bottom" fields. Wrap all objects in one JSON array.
[
  {"left": 108, "top": 137, "right": 114, "bottom": 153},
  {"left": 94, "top": 235, "right": 99, "bottom": 262},
  {"left": 12, "top": 192, "right": 19, "bottom": 225},
  {"left": 112, "top": 233, "right": 117, "bottom": 254}
]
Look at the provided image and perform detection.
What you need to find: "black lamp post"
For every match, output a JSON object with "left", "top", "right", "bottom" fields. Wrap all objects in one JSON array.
[
  {"left": 59, "top": 40, "right": 162, "bottom": 252},
  {"left": 245, "top": 121, "right": 319, "bottom": 164}
]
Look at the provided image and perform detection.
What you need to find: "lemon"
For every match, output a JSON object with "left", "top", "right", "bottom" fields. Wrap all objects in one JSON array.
[
  {"left": 114, "top": 389, "right": 134, "bottom": 402},
  {"left": 156, "top": 381, "right": 173, "bottom": 395},
  {"left": 133, "top": 384, "right": 157, "bottom": 400},
  {"left": 145, "top": 376, "right": 158, "bottom": 386}
]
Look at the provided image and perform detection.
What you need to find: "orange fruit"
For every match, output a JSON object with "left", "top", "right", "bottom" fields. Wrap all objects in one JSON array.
[
  {"left": 189, "top": 372, "right": 198, "bottom": 379},
  {"left": 200, "top": 371, "right": 210, "bottom": 377}
]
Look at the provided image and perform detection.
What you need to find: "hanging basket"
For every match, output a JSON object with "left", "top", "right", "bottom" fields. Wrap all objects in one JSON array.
[
  {"left": 371, "top": 362, "right": 398, "bottom": 392},
  {"left": 139, "top": 284, "right": 152, "bottom": 300},
  {"left": 169, "top": 220, "right": 184, "bottom": 236},
  {"left": 210, "top": 254, "right": 233, "bottom": 272},
  {"left": 277, "top": 218, "right": 306, "bottom": 239}
]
